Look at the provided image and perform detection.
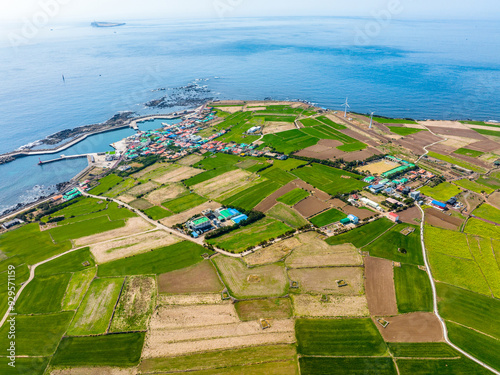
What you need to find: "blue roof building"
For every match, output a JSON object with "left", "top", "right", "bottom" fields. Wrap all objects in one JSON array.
[
  {"left": 232, "top": 214, "right": 249, "bottom": 224},
  {"left": 431, "top": 200, "right": 446, "bottom": 209}
]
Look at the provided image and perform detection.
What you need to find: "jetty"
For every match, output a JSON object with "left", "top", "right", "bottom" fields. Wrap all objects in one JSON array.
[{"left": 38, "top": 154, "right": 91, "bottom": 165}]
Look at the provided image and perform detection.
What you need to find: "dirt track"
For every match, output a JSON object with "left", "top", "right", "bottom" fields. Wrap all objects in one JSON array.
[
  {"left": 364, "top": 256, "right": 398, "bottom": 316},
  {"left": 374, "top": 312, "right": 444, "bottom": 342}
]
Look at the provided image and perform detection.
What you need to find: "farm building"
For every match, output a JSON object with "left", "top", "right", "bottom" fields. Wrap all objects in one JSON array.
[
  {"left": 388, "top": 212, "right": 400, "bottom": 223},
  {"left": 370, "top": 184, "right": 385, "bottom": 194},
  {"left": 347, "top": 214, "right": 359, "bottom": 224},
  {"left": 216, "top": 208, "right": 242, "bottom": 222},
  {"left": 232, "top": 214, "right": 249, "bottom": 225},
  {"left": 187, "top": 217, "right": 212, "bottom": 232},
  {"left": 364, "top": 176, "right": 376, "bottom": 183},
  {"left": 361, "top": 197, "right": 382, "bottom": 211},
  {"left": 340, "top": 218, "right": 351, "bottom": 225},
  {"left": 431, "top": 200, "right": 447, "bottom": 210},
  {"left": 2, "top": 218, "right": 24, "bottom": 230},
  {"left": 447, "top": 197, "right": 457, "bottom": 205},
  {"left": 409, "top": 191, "right": 421, "bottom": 200}
]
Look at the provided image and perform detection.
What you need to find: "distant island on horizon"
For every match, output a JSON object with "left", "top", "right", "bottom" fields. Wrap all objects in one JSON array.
[{"left": 91, "top": 21, "right": 126, "bottom": 28}]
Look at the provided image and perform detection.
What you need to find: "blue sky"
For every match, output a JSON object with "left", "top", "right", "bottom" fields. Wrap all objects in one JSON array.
[{"left": 1, "top": 0, "right": 499, "bottom": 22}]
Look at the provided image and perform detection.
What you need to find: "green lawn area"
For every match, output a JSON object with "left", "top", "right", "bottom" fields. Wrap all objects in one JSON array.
[
  {"left": 89, "top": 174, "right": 123, "bottom": 195},
  {"left": 260, "top": 167, "right": 296, "bottom": 185},
  {"left": 387, "top": 126, "right": 425, "bottom": 136},
  {"left": 420, "top": 182, "right": 461, "bottom": 202},
  {"left": 292, "top": 164, "right": 366, "bottom": 196},
  {"left": 36, "top": 247, "right": 95, "bottom": 276},
  {"left": 0, "top": 312, "right": 74, "bottom": 356},
  {"left": 373, "top": 116, "right": 418, "bottom": 124},
  {"left": 387, "top": 343, "right": 459, "bottom": 358},
  {"left": 396, "top": 357, "right": 492, "bottom": 375},
  {"left": 144, "top": 205, "right": 172, "bottom": 220},
  {"left": 453, "top": 148, "right": 485, "bottom": 158},
  {"left": 394, "top": 264, "right": 433, "bottom": 313},
  {"left": 447, "top": 322, "right": 500, "bottom": 371},
  {"left": 51, "top": 332, "right": 145, "bottom": 367},
  {"left": 326, "top": 219, "right": 394, "bottom": 248},
  {"left": 436, "top": 282, "right": 500, "bottom": 339},
  {"left": 194, "top": 153, "right": 242, "bottom": 170},
  {"left": 207, "top": 217, "right": 292, "bottom": 252},
  {"left": 267, "top": 203, "right": 309, "bottom": 228},
  {"left": 49, "top": 215, "right": 126, "bottom": 243},
  {"left": 260, "top": 129, "right": 319, "bottom": 154},
  {"left": 472, "top": 128, "right": 500, "bottom": 137},
  {"left": 98, "top": 241, "right": 208, "bottom": 277},
  {"left": 300, "top": 118, "right": 324, "bottom": 127},
  {"left": 16, "top": 273, "right": 72, "bottom": 314},
  {"left": 317, "top": 115, "right": 346, "bottom": 129},
  {"left": 161, "top": 193, "right": 207, "bottom": 213},
  {"left": 472, "top": 203, "right": 500, "bottom": 224},
  {"left": 465, "top": 218, "right": 500, "bottom": 240},
  {"left": 309, "top": 208, "right": 345, "bottom": 227},
  {"left": 427, "top": 151, "right": 486, "bottom": 173},
  {"left": 296, "top": 318, "right": 388, "bottom": 356},
  {"left": 365, "top": 224, "right": 423, "bottom": 265},
  {"left": 2, "top": 357, "right": 50, "bottom": 375},
  {"left": 276, "top": 188, "right": 310, "bottom": 206},
  {"left": 299, "top": 357, "right": 397, "bottom": 375},
  {"left": 46, "top": 197, "right": 105, "bottom": 218},
  {"left": 255, "top": 115, "right": 298, "bottom": 122},
  {"left": 222, "top": 180, "right": 281, "bottom": 210},
  {"left": 454, "top": 179, "right": 495, "bottom": 194}
]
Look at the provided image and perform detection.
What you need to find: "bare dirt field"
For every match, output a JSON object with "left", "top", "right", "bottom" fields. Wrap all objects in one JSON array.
[
  {"left": 127, "top": 181, "right": 160, "bottom": 197},
  {"left": 192, "top": 169, "right": 258, "bottom": 200},
  {"left": 361, "top": 160, "right": 400, "bottom": 175},
  {"left": 244, "top": 237, "right": 301, "bottom": 266},
  {"left": 467, "top": 140, "right": 500, "bottom": 153},
  {"left": 330, "top": 198, "right": 347, "bottom": 209},
  {"left": 294, "top": 196, "right": 330, "bottom": 218},
  {"left": 343, "top": 206, "right": 375, "bottom": 220},
  {"left": 177, "top": 154, "right": 204, "bottom": 166},
  {"left": 51, "top": 368, "right": 136, "bottom": 375},
  {"left": 143, "top": 303, "right": 295, "bottom": 357},
  {"left": 286, "top": 239, "right": 363, "bottom": 268},
  {"left": 425, "top": 207, "right": 464, "bottom": 231},
  {"left": 90, "top": 230, "right": 180, "bottom": 264},
  {"left": 213, "top": 256, "right": 288, "bottom": 298},
  {"left": 288, "top": 267, "right": 363, "bottom": 296},
  {"left": 374, "top": 313, "right": 444, "bottom": 342},
  {"left": 488, "top": 192, "right": 500, "bottom": 209},
  {"left": 158, "top": 293, "right": 224, "bottom": 306},
  {"left": 158, "top": 260, "right": 223, "bottom": 294},
  {"left": 216, "top": 106, "right": 244, "bottom": 113},
  {"left": 263, "top": 122, "right": 297, "bottom": 134},
  {"left": 116, "top": 194, "right": 136, "bottom": 204},
  {"left": 254, "top": 181, "right": 298, "bottom": 212},
  {"left": 129, "top": 198, "right": 154, "bottom": 210},
  {"left": 397, "top": 206, "right": 421, "bottom": 225},
  {"left": 426, "top": 126, "right": 485, "bottom": 140},
  {"left": 295, "top": 145, "right": 345, "bottom": 160},
  {"left": 145, "top": 184, "right": 187, "bottom": 205},
  {"left": 364, "top": 256, "right": 398, "bottom": 316},
  {"left": 291, "top": 294, "right": 369, "bottom": 317},
  {"left": 342, "top": 148, "right": 380, "bottom": 162},
  {"left": 160, "top": 201, "right": 221, "bottom": 226},
  {"left": 74, "top": 217, "right": 155, "bottom": 246},
  {"left": 153, "top": 166, "right": 203, "bottom": 184}
]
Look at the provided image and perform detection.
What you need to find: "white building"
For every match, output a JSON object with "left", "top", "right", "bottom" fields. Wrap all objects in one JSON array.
[{"left": 361, "top": 197, "right": 382, "bottom": 211}]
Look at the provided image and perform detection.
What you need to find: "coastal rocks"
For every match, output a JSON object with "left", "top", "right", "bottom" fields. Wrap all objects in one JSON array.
[{"left": 146, "top": 82, "right": 215, "bottom": 109}]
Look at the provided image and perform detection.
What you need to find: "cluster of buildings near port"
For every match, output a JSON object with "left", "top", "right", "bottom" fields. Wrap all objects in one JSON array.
[{"left": 2, "top": 99, "right": 494, "bottom": 240}]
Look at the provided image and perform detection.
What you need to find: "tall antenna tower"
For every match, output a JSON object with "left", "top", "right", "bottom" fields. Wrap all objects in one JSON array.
[
  {"left": 369, "top": 112, "right": 375, "bottom": 129},
  {"left": 343, "top": 97, "right": 350, "bottom": 118}
]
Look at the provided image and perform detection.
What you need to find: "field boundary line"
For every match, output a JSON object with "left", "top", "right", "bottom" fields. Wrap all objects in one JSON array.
[
  {"left": 360, "top": 223, "right": 397, "bottom": 249},
  {"left": 106, "top": 276, "right": 127, "bottom": 333},
  {"left": 446, "top": 320, "right": 500, "bottom": 341},
  {"left": 465, "top": 235, "right": 494, "bottom": 297},
  {"left": 417, "top": 204, "right": 500, "bottom": 375}
]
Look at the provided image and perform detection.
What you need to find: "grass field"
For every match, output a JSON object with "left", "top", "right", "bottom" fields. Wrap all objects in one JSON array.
[
  {"left": 0, "top": 312, "right": 74, "bottom": 356},
  {"left": 436, "top": 283, "right": 500, "bottom": 339},
  {"left": 213, "top": 256, "right": 288, "bottom": 298},
  {"left": 424, "top": 226, "right": 472, "bottom": 259},
  {"left": 184, "top": 165, "right": 237, "bottom": 187},
  {"left": 222, "top": 179, "right": 281, "bottom": 210},
  {"left": 300, "top": 125, "right": 367, "bottom": 152},
  {"left": 387, "top": 343, "right": 459, "bottom": 358},
  {"left": 103, "top": 177, "right": 136, "bottom": 198},
  {"left": 277, "top": 188, "right": 310, "bottom": 206},
  {"left": 89, "top": 174, "right": 123, "bottom": 195},
  {"left": 16, "top": 273, "right": 71, "bottom": 314},
  {"left": 387, "top": 126, "right": 425, "bottom": 136},
  {"left": 465, "top": 218, "right": 500, "bottom": 240},
  {"left": 300, "top": 118, "right": 323, "bottom": 127},
  {"left": 129, "top": 198, "right": 154, "bottom": 210},
  {"left": 139, "top": 344, "right": 297, "bottom": 374},
  {"left": 394, "top": 264, "right": 433, "bottom": 313},
  {"left": 46, "top": 197, "right": 105, "bottom": 218},
  {"left": 427, "top": 151, "right": 486, "bottom": 173},
  {"left": 36, "top": 247, "right": 95, "bottom": 276},
  {"left": 309, "top": 208, "right": 345, "bottom": 227},
  {"left": 317, "top": 115, "right": 346, "bottom": 129},
  {"left": 396, "top": 357, "right": 492, "bottom": 375},
  {"left": 453, "top": 148, "right": 485, "bottom": 158},
  {"left": 67, "top": 277, "right": 124, "bottom": 335},
  {"left": 260, "top": 167, "right": 296, "bottom": 185},
  {"left": 447, "top": 321, "right": 500, "bottom": 371},
  {"left": 162, "top": 193, "right": 207, "bottom": 213},
  {"left": 2, "top": 357, "right": 50, "bottom": 375},
  {"left": 454, "top": 179, "right": 495, "bottom": 194},
  {"left": 51, "top": 332, "right": 145, "bottom": 367},
  {"left": 207, "top": 217, "right": 292, "bottom": 252},
  {"left": 373, "top": 116, "right": 418, "bottom": 124},
  {"left": 260, "top": 129, "right": 319, "bottom": 154},
  {"left": 144, "top": 205, "right": 172, "bottom": 220},
  {"left": 472, "top": 203, "right": 500, "bottom": 223},
  {"left": 49, "top": 215, "right": 126, "bottom": 243},
  {"left": 326, "top": 219, "right": 394, "bottom": 248},
  {"left": 296, "top": 318, "right": 388, "bottom": 356},
  {"left": 365, "top": 224, "right": 423, "bottom": 265},
  {"left": 292, "top": 164, "right": 366, "bottom": 195},
  {"left": 420, "top": 182, "right": 461, "bottom": 202},
  {"left": 235, "top": 298, "right": 292, "bottom": 321},
  {"left": 467, "top": 236, "right": 500, "bottom": 297},
  {"left": 98, "top": 241, "right": 207, "bottom": 277},
  {"left": 61, "top": 268, "right": 96, "bottom": 310},
  {"left": 267, "top": 203, "right": 309, "bottom": 228},
  {"left": 472, "top": 127, "right": 500, "bottom": 137},
  {"left": 299, "top": 357, "right": 397, "bottom": 375}
]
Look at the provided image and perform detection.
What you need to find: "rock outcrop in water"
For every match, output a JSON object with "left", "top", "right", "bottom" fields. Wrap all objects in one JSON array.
[{"left": 146, "top": 83, "right": 215, "bottom": 109}]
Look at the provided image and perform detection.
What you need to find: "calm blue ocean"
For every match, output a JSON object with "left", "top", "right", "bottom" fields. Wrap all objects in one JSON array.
[{"left": 0, "top": 17, "right": 499, "bottom": 214}]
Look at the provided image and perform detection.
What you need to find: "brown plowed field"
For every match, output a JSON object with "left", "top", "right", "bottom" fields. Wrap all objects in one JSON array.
[
  {"left": 426, "top": 126, "right": 485, "bottom": 140},
  {"left": 425, "top": 207, "right": 464, "bottom": 231},
  {"left": 293, "top": 196, "right": 330, "bottom": 218},
  {"left": 343, "top": 206, "right": 375, "bottom": 220},
  {"left": 466, "top": 140, "right": 500, "bottom": 152},
  {"left": 374, "top": 312, "right": 444, "bottom": 342},
  {"left": 364, "top": 256, "right": 398, "bottom": 316},
  {"left": 342, "top": 148, "right": 380, "bottom": 162},
  {"left": 397, "top": 206, "right": 422, "bottom": 225},
  {"left": 158, "top": 260, "right": 223, "bottom": 294},
  {"left": 254, "top": 181, "right": 298, "bottom": 212}
]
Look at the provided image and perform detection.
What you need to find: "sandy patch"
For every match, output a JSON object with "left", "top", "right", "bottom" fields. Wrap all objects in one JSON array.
[
  {"left": 360, "top": 160, "right": 400, "bottom": 175},
  {"left": 291, "top": 294, "right": 369, "bottom": 317},
  {"left": 364, "top": 257, "right": 398, "bottom": 316},
  {"left": 90, "top": 230, "right": 181, "bottom": 264},
  {"left": 216, "top": 106, "right": 244, "bottom": 113},
  {"left": 158, "top": 294, "right": 224, "bottom": 306},
  {"left": 116, "top": 194, "right": 136, "bottom": 204},
  {"left": 74, "top": 217, "right": 155, "bottom": 246},
  {"left": 160, "top": 201, "right": 221, "bottom": 226},
  {"left": 51, "top": 368, "right": 136, "bottom": 375},
  {"left": 158, "top": 260, "right": 223, "bottom": 294},
  {"left": 192, "top": 169, "right": 257, "bottom": 200},
  {"left": 289, "top": 267, "right": 364, "bottom": 295},
  {"left": 418, "top": 120, "right": 469, "bottom": 129},
  {"left": 244, "top": 237, "right": 301, "bottom": 266},
  {"left": 262, "top": 122, "right": 296, "bottom": 134},
  {"left": 488, "top": 192, "right": 500, "bottom": 210},
  {"left": 145, "top": 184, "right": 187, "bottom": 205},
  {"left": 375, "top": 313, "right": 444, "bottom": 342},
  {"left": 153, "top": 166, "right": 203, "bottom": 184}
]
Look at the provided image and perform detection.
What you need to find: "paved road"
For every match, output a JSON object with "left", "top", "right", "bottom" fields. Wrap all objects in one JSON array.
[{"left": 417, "top": 204, "right": 499, "bottom": 375}]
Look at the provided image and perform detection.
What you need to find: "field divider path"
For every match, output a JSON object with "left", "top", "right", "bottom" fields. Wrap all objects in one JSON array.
[
  {"left": 415, "top": 125, "right": 448, "bottom": 164},
  {"left": 417, "top": 204, "right": 500, "bottom": 375}
]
